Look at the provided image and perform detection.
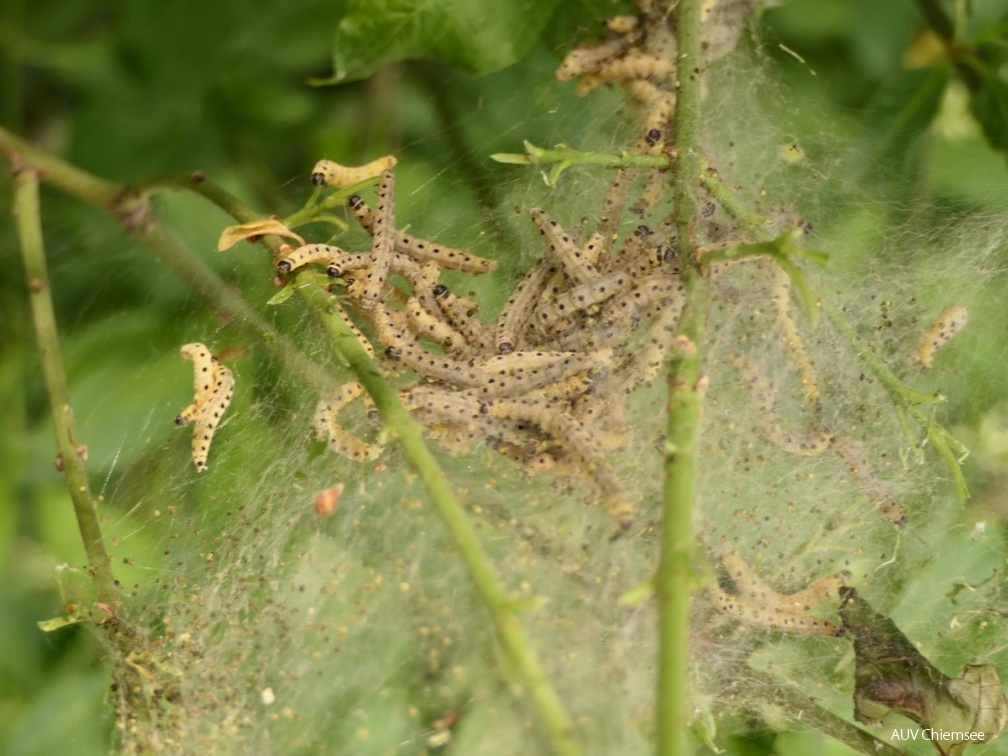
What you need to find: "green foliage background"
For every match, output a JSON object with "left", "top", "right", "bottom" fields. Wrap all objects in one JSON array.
[{"left": 3, "top": 0, "right": 1008, "bottom": 753}]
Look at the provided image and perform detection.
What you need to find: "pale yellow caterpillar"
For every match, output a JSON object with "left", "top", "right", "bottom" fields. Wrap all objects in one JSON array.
[
  {"left": 719, "top": 546, "right": 849, "bottom": 613},
  {"left": 534, "top": 269, "right": 637, "bottom": 328},
  {"left": 768, "top": 262, "right": 820, "bottom": 405},
  {"left": 710, "top": 547, "right": 845, "bottom": 637},
  {"left": 708, "top": 583, "right": 842, "bottom": 637},
  {"left": 400, "top": 385, "right": 488, "bottom": 424},
  {"left": 333, "top": 299, "right": 376, "bottom": 360},
  {"left": 276, "top": 243, "right": 347, "bottom": 274},
  {"left": 555, "top": 37, "right": 631, "bottom": 82},
  {"left": 830, "top": 436, "right": 907, "bottom": 526},
  {"left": 347, "top": 195, "right": 498, "bottom": 274},
  {"left": 404, "top": 296, "right": 467, "bottom": 354},
  {"left": 311, "top": 155, "right": 397, "bottom": 188},
  {"left": 529, "top": 208, "right": 601, "bottom": 286},
  {"left": 587, "top": 52, "right": 675, "bottom": 88},
  {"left": 595, "top": 272, "right": 686, "bottom": 329},
  {"left": 354, "top": 169, "right": 396, "bottom": 310},
  {"left": 611, "top": 297, "right": 684, "bottom": 392},
  {"left": 730, "top": 354, "right": 831, "bottom": 457},
  {"left": 176, "top": 343, "right": 234, "bottom": 472},
  {"left": 432, "top": 284, "right": 493, "bottom": 353},
  {"left": 630, "top": 168, "right": 669, "bottom": 216},
  {"left": 594, "top": 168, "right": 637, "bottom": 259},
  {"left": 915, "top": 304, "right": 968, "bottom": 370},
  {"left": 313, "top": 382, "right": 383, "bottom": 461},
  {"left": 605, "top": 15, "right": 639, "bottom": 34},
  {"left": 494, "top": 258, "right": 557, "bottom": 353},
  {"left": 179, "top": 342, "right": 215, "bottom": 406}
]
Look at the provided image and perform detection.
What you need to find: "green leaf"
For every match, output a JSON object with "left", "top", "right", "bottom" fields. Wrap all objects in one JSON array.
[
  {"left": 965, "top": 51, "right": 1008, "bottom": 154},
  {"left": 858, "top": 64, "right": 949, "bottom": 174},
  {"left": 313, "top": 0, "right": 560, "bottom": 85}
]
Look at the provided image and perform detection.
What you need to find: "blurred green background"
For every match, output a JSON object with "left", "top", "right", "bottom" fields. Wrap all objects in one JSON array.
[{"left": 2, "top": 0, "right": 1008, "bottom": 753}]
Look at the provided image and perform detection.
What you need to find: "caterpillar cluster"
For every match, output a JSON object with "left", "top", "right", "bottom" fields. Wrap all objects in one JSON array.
[
  {"left": 282, "top": 154, "right": 686, "bottom": 534},
  {"left": 175, "top": 343, "right": 234, "bottom": 471},
  {"left": 258, "top": 0, "right": 907, "bottom": 542}
]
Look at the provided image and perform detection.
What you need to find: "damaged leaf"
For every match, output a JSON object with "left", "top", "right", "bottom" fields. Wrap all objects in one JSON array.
[{"left": 839, "top": 587, "right": 1008, "bottom": 754}]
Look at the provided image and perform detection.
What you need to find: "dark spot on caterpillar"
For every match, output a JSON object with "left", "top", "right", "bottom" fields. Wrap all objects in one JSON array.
[
  {"left": 645, "top": 128, "right": 661, "bottom": 146},
  {"left": 385, "top": 345, "right": 403, "bottom": 361}
]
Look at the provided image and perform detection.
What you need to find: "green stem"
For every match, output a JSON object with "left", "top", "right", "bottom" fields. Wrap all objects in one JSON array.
[
  {"left": 700, "top": 164, "right": 776, "bottom": 235},
  {"left": 12, "top": 167, "right": 119, "bottom": 607},
  {"left": 822, "top": 303, "right": 942, "bottom": 407},
  {"left": 657, "top": 1, "right": 705, "bottom": 754},
  {"left": 0, "top": 124, "right": 120, "bottom": 207},
  {"left": 492, "top": 140, "right": 671, "bottom": 173},
  {"left": 297, "top": 273, "right": 582, "bottom": 756},
  {"left": 12, "top": 169, "right": 163, "bottom": 747},
  {"left": 822, "top": 303, "right": 969, "bottom": 501}
]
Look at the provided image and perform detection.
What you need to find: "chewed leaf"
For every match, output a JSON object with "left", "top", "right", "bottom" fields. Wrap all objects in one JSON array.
[
  {"left": 840, "top": 587, "right": 1008, "bottom": 747},
  {"left": 217, "top": 219, "right": 305, "bottom": 251}
]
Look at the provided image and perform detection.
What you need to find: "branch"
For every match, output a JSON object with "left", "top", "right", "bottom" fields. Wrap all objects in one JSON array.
[
  {"left": 12, "top": 166, "right": 119, "bottom": 607},
  {"left": 657, "top": 0, "right": 707, "bottom": 753},
  {"left": 12, "top": 164, "right": 162, "bottom": 749}
]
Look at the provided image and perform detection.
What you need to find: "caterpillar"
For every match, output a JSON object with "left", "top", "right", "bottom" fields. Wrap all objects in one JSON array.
[
  {"left": 767, "top": 262, "right": 820, "bottom": 405},
  {"left": 708, "top": 582, "right": 842, "bottom": 637},
  {"left": 357, "top": 169, "right": 396, "bottom": 310},
  {"left": 179, "top": 342, "right": 215, "bottom": 405},
  {"left": 610, "top": 297, "right": 684, "bottom": 392},
  {"left": 588, "top": 52, "right": 675, "bottom": 87},
  {"left": 494, "top": 259, "right": 557, "bottom": 353},
  {"left": 830, "top": 435, "right": 907, "bottom": 526},
  {"left": 404, "top": 295, "right": 467, "bottom": 354},
  {"left": 630, "top": 168, "right": 669, "bottom": 216},
  {"left": 555, "top": 36, "right": 632, "bottom": 82},
  {"left": 729, "top": 354, "right": 831, "bottom": 457},
  {"left": 176, "top": 343, "right": 234, "bottom": 472},
  {"left": 533, "top": 269, "right": 636, "bottom": 329},
  {"left": 333, "top": 299, "right": 376, "bottom": 360},
  {"left": 433, "top": 284, "right": 493, "bottom": 353},
  {"left": 311, "top": 155, "right": 397, "bottom": 188},
  {"left": 719, "top": 546, "right": 849, "bottom": 614},
  {"left": 347, "top": 195, "right": 498, "bottom": 274},
  {"left": 276, "top": 243, "right": 347, "bottom": 274},
  {"left": 605, "top": 15, "right": 639, "bottom": 34},
  {"left": 914, "top": 304, "right": 968, "bottom": 370},
  {"left": 594, "top": 168, "right": 637, "bottom": 259},
  {"left": 529, "top": 208, "right": 601, "bottom": 286},
  {"left": 313, "top": 382, "right": 383, "bottom": 461},
  {"left": 710, "top": 547, "right": 845, "bottom": 637}
]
